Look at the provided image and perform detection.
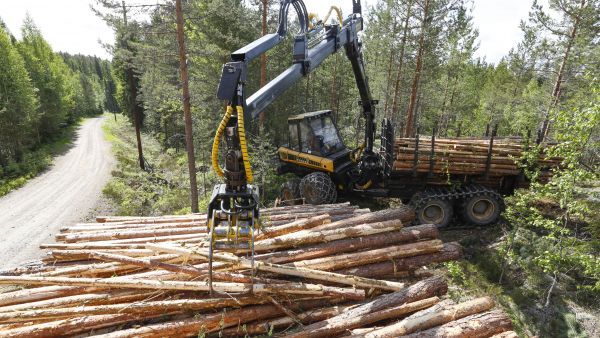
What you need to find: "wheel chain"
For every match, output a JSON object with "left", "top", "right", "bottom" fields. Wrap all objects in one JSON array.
[{"left": 409, "top": 184, "right": 505, "bottom": 213}]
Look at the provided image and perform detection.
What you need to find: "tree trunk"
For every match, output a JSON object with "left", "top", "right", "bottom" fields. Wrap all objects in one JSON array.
[
  {"left": 258, "top": 0, "right": 268, "bottom": 131},
  {"left": 540, "top": 0, "right": 585, "bottom": 140},
  {"left": 256, "top": 224, "right": 439, "bottom": 264},
  {"left": 362, "top": 297, "right": 495, "bottom": 337},
  {"left": 284, "top": 276, "right": 447, "bottom": 338},
  {"left": 404, "top": 0, "right": 429, "bottom": 137},
  {"left": 335, "top": 242, "right": 462, "bottom": 278},
  {"left": 403, "top": 310, "right": 513, "bottom": 338}
]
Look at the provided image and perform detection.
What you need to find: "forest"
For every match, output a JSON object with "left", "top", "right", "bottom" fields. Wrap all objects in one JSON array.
[{"left": 0, "top": 17, "right": 118, "bottom": 195}]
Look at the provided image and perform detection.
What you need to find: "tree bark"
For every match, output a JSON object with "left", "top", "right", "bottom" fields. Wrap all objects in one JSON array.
[
  {"left": 288, "top": 239, "right": 443, "bottom": 271},
  {"left": 255, "top": 224, "right": 439, "bottom": 264},
  {"left": 361, "top": 297, "right": 495, "bottom": 337},
  {"left": 404, "top": 0, "right": 429, "bottom": 138},
  {"left": 334, "top": 242, "right": 462, "bottom": 278},
  {"left": 284, "top": 276, "right": 448, "bottom": 338},
  {"left": 540, "top": 0, "right": 585, "bottom": 141},
  {"left": 390, "top": 0, "right": 413, "bottom": 121},
  {"left": 403, "top": 310, "right": 513, "bottom": 338}
]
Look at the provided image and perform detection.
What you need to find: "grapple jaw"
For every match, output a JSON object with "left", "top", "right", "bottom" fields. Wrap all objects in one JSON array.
[{"left": 206, "top": 184, "right": 260, "bottom": 294}]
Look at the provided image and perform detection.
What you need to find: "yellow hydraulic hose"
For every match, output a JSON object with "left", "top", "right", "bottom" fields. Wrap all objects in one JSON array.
[
  {"left": 211, "top": 105, "right": 233, "bottom": 177},
  {"left": 323, "top": 6, "right": 343, "bottom": 25},
  {"left": 236, "top": 105, "right": 254, "bottom": 184}
]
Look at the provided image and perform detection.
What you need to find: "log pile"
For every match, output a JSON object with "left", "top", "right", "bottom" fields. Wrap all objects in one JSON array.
[
  {"left": 393, "top": 137, "right": 560, "bottom": 178},
  {"left": 0, "top": 203, "right": 515, "bottom": 337}
]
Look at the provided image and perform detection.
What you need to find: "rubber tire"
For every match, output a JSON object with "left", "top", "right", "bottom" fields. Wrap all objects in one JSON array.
[
  {"left": 460, "top": 193, "right": 502, "bottom": 226},
  {"left": 414, "top": 198, "right": 454, "bottom": 228},
  {"left": 299, "top": 172, "right": 337, "bottom": 205},
  {"left": 279, "top": 179, "right": 301, "bottom": 205}
]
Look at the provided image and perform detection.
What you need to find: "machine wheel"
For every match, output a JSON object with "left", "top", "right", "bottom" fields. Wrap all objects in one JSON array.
[
  {"left": 412, "top": 197, "right": 454, "bottom": 228},
  {"left": 460, "top": 193, "right": 502, "bottom": 226},
  {"left": 299, "top": 172, "right": 337, "bottom": 205},
  {"left": 279, "top": 179, "right": 301, "bottom": 205}
]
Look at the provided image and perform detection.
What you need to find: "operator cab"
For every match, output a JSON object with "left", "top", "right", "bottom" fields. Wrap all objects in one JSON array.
[
  {"left": 277, "top": 110, "right": 352, "bottom": 175},
  {"left": 288, "top": 110, "right": 345, "bottom": 156}
]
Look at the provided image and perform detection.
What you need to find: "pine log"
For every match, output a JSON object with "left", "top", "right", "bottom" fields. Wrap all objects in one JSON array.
[
  {"left": 147, "top": 243, "right": 406, "bottom": 291},
  {"left": 0, "top": 312, "right": 181, "bottom": 338},
  {"left": 335, "top": 242, "right": 462, "bottom": 278},
  {"left": 87, "top": 299, "right": 336, "bottom": 338},
  {"left": 0, "top": 290, "right": 156, "bottom": 313},
  {"left": 489, "top": 330, "right": 519, "bottom": 338},
  {"left": 59, "top": 227, "right": 207, "bottom": 243},
  {"left": 0, "top": 276, "right": 363, "bottom": 299},
  {"left": 359, "top": 296, "right": 495, "bottom": 337},
  {"left": 0, "top": 296, "right": 267, "bottom": 323},
  {"left": 288, "top": 239, "right": 443, "bottom": 271},
  {"left": 256, "top": 224, "right": 439, "bottom": 264},
  {"left": 0, "top": 286, "right": 95, "bottom": 307},
  {"left": 253, "top": 219, "right": 404, "bottom": 252},
  {"left": 59, "top": 221, "right": 206, "bottom": 234},
  {"left": 284, "top": 275, "right": 448, "bottom": 338},
  {"left": 403, "top": 310, "right": 513, "bottom": 338},
  {"left": 311, "top": 206, "right": 414, "bottom": 231},
  {"left": 216, "top": 303, "right": 354, "bottom": 337},
  {"left": 256, "top": 214, "right": 331, "bottom": 240}
]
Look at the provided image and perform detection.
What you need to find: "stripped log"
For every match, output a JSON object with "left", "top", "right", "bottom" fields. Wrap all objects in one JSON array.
[
  {"left": 0, "top": 276, "right": 364, "bottom": 299},
  {"left": 256, "top": 224, "right": 439, "bottom": 264},
  {"left": 335, "top": 242, "right": 462, "bottom": 277},
  {"left": 0, "top": 296, "right": 267, "bottom": 323},
  {"left": 359, "top": 297, "right": 495, "bottom": 337},
  {"left": 403, "top": 310, "right": 513, "bottom": 338},
  {"left": 147, "top": 244, "right": 406, "bottom": 291},
  {"left": 288, "top": 239, "right": 443, "bottom": 271},
  {"left": 87, "top": 299, "right": 336, "bottom": 338},
  {"left": 256, "top": 214, "right": 330, "bottom": 240},
  {"left": 253, "top": 219, "right": 404, "bottom": 252},
  {"left": 311, "top": 206, "right": 414, "bottom": 231},
  {"left": 285, "top": 276, "right": 448, "bottom": 338}
]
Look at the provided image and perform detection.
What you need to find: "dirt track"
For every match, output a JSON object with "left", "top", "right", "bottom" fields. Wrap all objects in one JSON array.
[{"left": 0, "top": 117, "right": 114, "bottom": 269}]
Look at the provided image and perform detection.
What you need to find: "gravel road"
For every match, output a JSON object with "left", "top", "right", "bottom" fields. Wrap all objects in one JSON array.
[{"left": 0, "top": 117, "right": 114, "bottom": 269}]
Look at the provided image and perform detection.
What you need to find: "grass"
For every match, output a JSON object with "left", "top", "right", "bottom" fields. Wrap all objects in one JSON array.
[
  {"left": 441, "top": 220, "right": 595, "bottom": 337},
  {"left": 101, "top": 113, "right": 220, "bottom": 216},
  {"left": 0, "top": 119, "right": 82, "bottom": 197}
]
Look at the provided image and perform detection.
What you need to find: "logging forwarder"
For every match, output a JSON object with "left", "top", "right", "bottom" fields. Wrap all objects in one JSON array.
[{"left": 207, "top": 0, "right": 381, "bottom": 292}]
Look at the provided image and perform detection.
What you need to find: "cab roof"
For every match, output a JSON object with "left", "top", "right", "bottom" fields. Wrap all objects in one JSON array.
[{"left": 288, "top": 110, "right": 332, "bottom": 123}]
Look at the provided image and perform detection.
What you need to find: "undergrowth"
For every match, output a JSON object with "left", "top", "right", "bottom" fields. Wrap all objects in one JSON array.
[{"left": 0, "top": 120, "right": 81, "bottom": 197}]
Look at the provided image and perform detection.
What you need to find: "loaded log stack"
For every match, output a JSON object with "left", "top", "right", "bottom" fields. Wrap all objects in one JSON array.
[
  {"left": 393, "top": 136, "right": 560, "bottom": 181},
  {"left": 0, "top": 203, "right": 515, "bottom": 337}
]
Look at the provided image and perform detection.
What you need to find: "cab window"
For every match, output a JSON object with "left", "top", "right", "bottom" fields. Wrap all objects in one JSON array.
[
  {"left": 309, "top": 116, "right": 345, "bottom": 155},
  {"left": 288, "top": 123, "right": 299, "bottom": 151}
]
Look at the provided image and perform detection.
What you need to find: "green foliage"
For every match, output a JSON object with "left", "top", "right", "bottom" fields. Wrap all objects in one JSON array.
[
  {"left": 0, "top": 16, "right": 116, "bottom": 195},
  {"left": 102, "top": 114, "right": 219, "bottom": 215},
  {"left": 0, "top": 25, "right": 38, "bottom": 165}
]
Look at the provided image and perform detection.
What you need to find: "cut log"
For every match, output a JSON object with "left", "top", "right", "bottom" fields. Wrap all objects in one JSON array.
[
  {"left": 0, "top": 276, "right": 363, "bottom": 299},
  {"left": 0, "top": 296, "right": 266, "bottom": 323},
  {"left": 87, "top": 299, "right": 335, "bottom": 338},
  {"left": 403, "top": 310, "right": 513, "bottom": 338},
  {"left": 311, "top": 206, "right": 414, "bottom": 231},
  {"left": 288, "top": 239, "right": 443, "bottom": 271},
  {"left": 284, "top": 275, "right": 448, "bottom": 338},
  {"left": 256, "top": 224, "right": 439, "bottom": 264},
  {"left": 335, "top": 242, "right": 462, "bottom": 277},
  {"left": 253, "top": 219, "right": 404, "bottom": 252},
  {"left": 256, "top": 214, "right": 330, "bottom": 240},
  {"left": 217, "top": 303, "right": 353, "bottom": 337},
  {"left": 147, "top": 244, "right": 405, "bottom": 291},
  {"left": 359, "top": 296, "right": 495, "bottom": 337}
]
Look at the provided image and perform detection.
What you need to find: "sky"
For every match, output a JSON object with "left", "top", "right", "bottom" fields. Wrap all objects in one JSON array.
[{"left": 0, "top": 0, "right": 535, "bottom": 63}]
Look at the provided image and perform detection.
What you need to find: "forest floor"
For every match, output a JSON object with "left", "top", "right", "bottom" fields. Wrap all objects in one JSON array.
[
  {"left": 0, "top": 117, "right": 115, "bottom": 270},
  {"left": 438, "top": 220, "right": 599, "bottom": 338}
]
